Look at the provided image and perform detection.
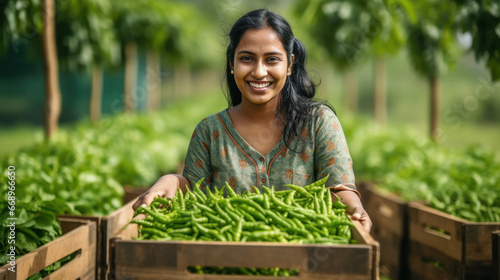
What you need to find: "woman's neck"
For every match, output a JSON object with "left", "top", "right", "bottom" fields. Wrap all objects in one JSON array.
[{"left": 232, "top": 99, "right": 280, "bottom": 125}]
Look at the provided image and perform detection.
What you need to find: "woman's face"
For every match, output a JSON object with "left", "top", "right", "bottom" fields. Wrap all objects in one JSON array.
[{"left": 231, "top": 27, "right": 294, "bottom": 106}]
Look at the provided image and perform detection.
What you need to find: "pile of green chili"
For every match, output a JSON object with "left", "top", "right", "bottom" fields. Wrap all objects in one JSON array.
[
  {"left": 131, "top": 176, "right": 354, "bottom": 276},
  {"left": 132, "top": 176, "right": 354, "bottom": 244}
]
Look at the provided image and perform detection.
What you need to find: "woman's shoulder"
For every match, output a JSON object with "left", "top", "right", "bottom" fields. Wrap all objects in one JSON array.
[
  {"left": 194, "top": 109, "right": 229, "bottom": 130},
  {"left": 313, "top": 103, "right": 338, "bottom": 122}
]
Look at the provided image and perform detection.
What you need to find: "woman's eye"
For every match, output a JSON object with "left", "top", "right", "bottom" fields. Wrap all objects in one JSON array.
[
  {"left": 267, "top": 57, "right": 281, "bottom": 62},
  {"left": 240, "top": 56, "right": 252, "bottom": 61}
]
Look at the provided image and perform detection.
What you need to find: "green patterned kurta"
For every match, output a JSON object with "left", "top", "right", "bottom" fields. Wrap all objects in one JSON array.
[{"left": 182, "top": 105, "right": 357, "bottom": 194}]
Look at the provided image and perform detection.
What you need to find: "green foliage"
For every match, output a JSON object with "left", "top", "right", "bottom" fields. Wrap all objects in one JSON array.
[
  {"left": 0, "top": 92, "right": 224, "bottom": 264},
  {"left": 348, "top": 117, "right": 500, "bottom": 222},
  {"left": 110, "top": 0, "right": 220, "bottom": 67},
  {"left": 0, "top": 0, "right": 43, "bottom": 55},
  {"left": 55, "top": 0, "right": 121, "bottom": 72},
  {"left": 405, "top": 0, "right": 462, "bottom": 78},
  {"left": 294, "top": 0, "right": 415, "bottom": 70},
  {"left": 455, "top": 0, "right": 500, "bottom": 81}
]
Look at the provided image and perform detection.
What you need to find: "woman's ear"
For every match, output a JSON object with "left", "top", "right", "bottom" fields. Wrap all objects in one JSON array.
[{"left": 287, "top": 54, "right": 295, "bottom": 76}]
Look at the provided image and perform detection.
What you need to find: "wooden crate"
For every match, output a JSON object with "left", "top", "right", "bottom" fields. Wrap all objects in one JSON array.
[
  {"left": 100, "top": 196, "right": 138, "bottom": 279},
  {"left": 109, "top": 220, "right": 379, "bottom": 280},
  {"left": 407, "top": 202, "right": 500, "bottom": 279},
  {"left": 122, "top": 186, "right": 148, "bottom": 206},
  {"left": 0, "top": 218, "right": 96, "bottom": 280},
  {"left": 55, "top": 187, "right": 142, "bottom": 280},
  {"left": 360, "top": 183, "right": 408, "bottom": 280},
  {"left": 493, "top": 231, "right": 500, "bottom": 280}
]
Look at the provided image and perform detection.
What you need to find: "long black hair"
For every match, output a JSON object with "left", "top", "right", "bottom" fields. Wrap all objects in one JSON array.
[{"left": 224, "top": 9, "right": 329, "bottom": 145}]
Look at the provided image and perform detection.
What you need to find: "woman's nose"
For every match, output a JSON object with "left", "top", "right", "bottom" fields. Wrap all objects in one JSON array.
[{"left": 252, "top": 61, "right": 267, "bottom": 79}]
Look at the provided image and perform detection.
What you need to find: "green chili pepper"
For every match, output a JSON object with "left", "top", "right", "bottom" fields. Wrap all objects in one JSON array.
[
  {"left": 226, "top": 182, "right": 237, "bottom": 197},
  {"left": 141, "top": 227, "right": 171, "bottom": 239},
  {"left": 215, "top": 200, "right": 233, "bottom": 224},
  {"left": 263, "top": 193, "right": 271, "bottom": 209},
  {"left": 332, "top": 193, "right": 348, "bottom": 209},
  {"left": 192, "top": 201, "right": 217, "bottom": 214},
  {"left": 284, "top": 184, "right": 313, "bottom": 198},
  {"left": 130, "top": 219, "right": 154, "bottom": 228},
  {"left": 234, "top": 216, "right": 243, "bottom": 242}
]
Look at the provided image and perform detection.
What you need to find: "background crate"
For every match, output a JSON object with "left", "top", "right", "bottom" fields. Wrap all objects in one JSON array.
[
  {"left": 493, "top": 231, "right": 500, "bottom": 280},
  {"left": 0, "top": 218, "right": 96, "bottom": 280},
  {"left": 100, "top": 196, "right": 137, "bottom": 279},
  {"left": 407, "top": 202, "right": 500, "bottom": 279},
  {"left": 57, "top": 187, "right": 141, "bottom": 280},
  {"left": 360, "top": 183, "right": 408, "bottom": 280},
  {"left": 109, "top": 220, "right": 379, "bottom": 280}
]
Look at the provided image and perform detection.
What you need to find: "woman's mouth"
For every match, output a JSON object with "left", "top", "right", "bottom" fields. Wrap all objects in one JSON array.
[{"left": 248, "top": 82, "right": 272, "bottom": 89}]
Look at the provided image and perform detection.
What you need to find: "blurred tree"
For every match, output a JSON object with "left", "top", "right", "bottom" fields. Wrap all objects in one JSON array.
[
  {"left": 455, "top": 0, "right": 500, "bottom": 82},
  {"left": 295, "top": 0, "right": 416, "bottom": 123},
  {"left": 1, "top": 0, "right": 62, "bottom": 140},
  {"left": 369, "top": 0, "right": 415, "bottom": 124},
  {"left": 405, "top": 0, "right": 462, "bottom": 140},
  {"left": 56, "top": 0, "right": 120, "bottom": 123},
  {"left": 111, "top": 0, "right": 217, "bottom": 111},
  {"left": 295, "top": 0, "right": 365, "bottom": 113}
]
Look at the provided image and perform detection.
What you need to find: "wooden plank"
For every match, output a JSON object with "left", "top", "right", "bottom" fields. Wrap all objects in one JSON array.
[
  {"left": 0, "top": 219, "right": 96, "bottom": 280},
  {"left": 463, "top": 223, "right": 500, "bottom": 266},
  {"left": 362, "top": 185, "right": 407, "bottom": 280},
  {"left": 407, "top": 241, "right": 460, "bottom": 280},
  {"left": 408, "top": 202, "right": 467, "bottom": 261},
  {"left": 364, "top": 186, "right": 406, "bottom": 237},
  {"left": 100, "top": 198, "right": 138, "bottom": 279},
  {"left": 111, "top": 220, "right": 378, "bottom": 280},
  {"left": 122, "top": 186, "right": 147, "bottom": 205},
  {"left": 492, "top": 231, "right": 500, "bottom": 280},
  {"left": 57, "top": 215, "right": 101, "bottom": 278}
]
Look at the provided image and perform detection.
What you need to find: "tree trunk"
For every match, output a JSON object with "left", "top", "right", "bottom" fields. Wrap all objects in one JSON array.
[
  {"left": 42, "top": 0, "right": 61, "bottom": 141},
  {"left": 124, "top": 42, "right": 138, "bottom": 112},
  {"left": 146, "top": 49, "right": 161, "bottom": 111},
  {"left": 430, "top": 74, "right": 440, "bottom": 141},
  {"left": 90, "top": 66, "right": 103, "bottom": 123},
  {"left": 343, "top": 70, "right": 358, "bottom": 114},
  {"left": 173, "top": 64, "right": 191, "bottom": 100},
  {"left": 373, "top": 57, "right": 387, "bottom": 124}
]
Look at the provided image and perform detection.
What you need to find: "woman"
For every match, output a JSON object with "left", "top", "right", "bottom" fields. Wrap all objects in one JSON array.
[{"left": 133, "top": 9, "right": 372, "bottom": 232}]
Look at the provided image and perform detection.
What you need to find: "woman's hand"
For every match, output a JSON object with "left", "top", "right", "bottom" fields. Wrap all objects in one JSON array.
[
  {"left": 132, "top": 174, "right": 190, "bottom": 211},
  {"left": 333, "top": 190, "right": 372, "bottom": 233}
]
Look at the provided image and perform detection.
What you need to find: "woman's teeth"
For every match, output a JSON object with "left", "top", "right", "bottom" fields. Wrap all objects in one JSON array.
[{"left": 249, "top": 82, "right": 271, "bottom": 88}]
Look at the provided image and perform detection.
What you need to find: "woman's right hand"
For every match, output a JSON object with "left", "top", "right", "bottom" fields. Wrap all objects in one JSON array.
[{"left": 132, "top": 174, "right": 190, "bottom": 211}]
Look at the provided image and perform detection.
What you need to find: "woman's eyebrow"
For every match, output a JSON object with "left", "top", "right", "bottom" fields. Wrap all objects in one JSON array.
[{"left": 237, "top": 50, "right": 284, "bottom": 56}]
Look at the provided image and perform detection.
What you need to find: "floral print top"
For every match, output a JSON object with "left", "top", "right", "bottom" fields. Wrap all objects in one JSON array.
[{"left": 182, "top": 105, "right": 357, "bottom": 195}]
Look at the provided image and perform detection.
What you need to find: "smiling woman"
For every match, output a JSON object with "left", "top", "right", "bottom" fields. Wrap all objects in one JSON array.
[
  {"left": 133, "top": 9, "right": 372, "bottom": 233},
  {"left": 230, "top": 27, "right": 293, "bottom": 107}
]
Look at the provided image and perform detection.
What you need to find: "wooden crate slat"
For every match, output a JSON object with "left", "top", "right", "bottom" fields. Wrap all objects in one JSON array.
[
  {"left": 361, "top": 184, "right": 406, "bottom": 280},
  {"left": 492, "top": 231, "right": 500, "bottom": 280},
  {"left": 463, "top": 223, "right": 500, "bottom": 266},
  {"left": 41, "top": 253, "right": 87, "bottom": 280},
  {"left": 407, "top": 241, "right": 460, "bottom": 280},
  {"left": 0, "top": 219, "right": 96, "bottom": 280},
  {"left": 100, "top": 198, "right": 139, "bottom": 279},
  {"left": 365, "top": 187, "right": 406, "bottom": 235},
  {"left": 408, "top": 202, "right": 466, "bottom": 261},
  {"left": 111, "top": 220, "right": 378, "bottom": 280}
]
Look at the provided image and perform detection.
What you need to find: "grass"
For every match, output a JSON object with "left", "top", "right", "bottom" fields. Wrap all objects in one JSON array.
[{"left": 0, "top": 126, "right": 44, "bottom": 159}]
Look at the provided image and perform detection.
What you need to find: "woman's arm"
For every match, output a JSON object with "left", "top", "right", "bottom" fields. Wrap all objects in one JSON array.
[
  {"left": 132, "top": 174, "right": 191, "bottom": 211},
  {"left": 333, "top": 190, "right": 372, "bottom": 233}
]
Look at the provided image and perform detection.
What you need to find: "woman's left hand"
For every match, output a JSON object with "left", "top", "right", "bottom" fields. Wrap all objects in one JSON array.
[{"left": 333, "top": 190, "right": 372, "bottom": 233}]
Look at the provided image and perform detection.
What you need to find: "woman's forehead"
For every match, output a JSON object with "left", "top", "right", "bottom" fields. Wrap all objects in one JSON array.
[{"left": 235, "top": 27, "right": 286, "bottom": 55}]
